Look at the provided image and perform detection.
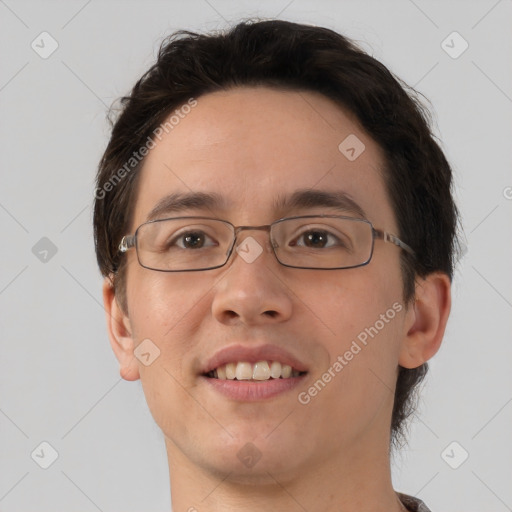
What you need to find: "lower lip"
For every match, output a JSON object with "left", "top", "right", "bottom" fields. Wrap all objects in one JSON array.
[{"left": 201, "top": 375, "right": 307, "bottom": 401}]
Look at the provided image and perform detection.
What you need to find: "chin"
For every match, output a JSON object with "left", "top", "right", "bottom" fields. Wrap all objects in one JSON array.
[{"left": 191, "top": 432, "right": 306, "bottom": 483}]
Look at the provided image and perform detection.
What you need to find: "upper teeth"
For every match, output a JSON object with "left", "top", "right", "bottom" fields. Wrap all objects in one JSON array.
[{"left": 212, "top": 361, "right": 302, "bottom": 380}]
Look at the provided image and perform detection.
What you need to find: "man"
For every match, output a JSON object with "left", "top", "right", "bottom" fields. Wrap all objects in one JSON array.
[{"left": 94, "top": 20, "right": 457, "bottom": 511}]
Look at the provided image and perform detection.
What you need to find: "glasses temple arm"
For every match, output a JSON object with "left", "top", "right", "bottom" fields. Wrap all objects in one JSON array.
[
  {"left": 373, "top": 229, "right": 415, "bottom": 257},
  {"left": 118, "top": 235, "right": 136, "bottom": 253}
]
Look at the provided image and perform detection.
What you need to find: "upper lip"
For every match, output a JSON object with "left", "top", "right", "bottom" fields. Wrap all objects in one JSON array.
[{"left": 200, "top": 344, "right": 309, "bottom": 375}]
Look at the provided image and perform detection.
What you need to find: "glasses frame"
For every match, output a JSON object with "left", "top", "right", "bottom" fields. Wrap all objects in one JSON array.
[{"left": 117, "top": 214, "right": 415, "bottom": 272}]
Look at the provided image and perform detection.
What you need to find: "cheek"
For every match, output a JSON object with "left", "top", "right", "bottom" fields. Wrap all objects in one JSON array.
[
  {"left": 128, "top": 269, "right": 202, "bottom": 330},
  {"left": 126, "top": 270, "right": 210, "bottom": 381},
  {"left": 126, "top": 272, "right": 214, "bottom": 437},
  {"left": 301, "top": 282, "right": 404, "bottom": 446},
  {"left": 302, "top": 262, "right": 403, "bottom": 333},
  {"left": 306, "top": 262, "right": 405, "bottom": 389}
]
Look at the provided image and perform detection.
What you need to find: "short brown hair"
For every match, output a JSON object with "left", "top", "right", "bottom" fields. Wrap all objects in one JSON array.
[{"left": 93, "top": 19, "right": 460, "bottom": 450}]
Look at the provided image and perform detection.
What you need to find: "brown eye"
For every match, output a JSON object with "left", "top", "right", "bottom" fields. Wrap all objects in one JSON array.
[
  {"left": 302, "top": 230, "right": 330, "bottom": 248},
  {"left": 182, "top": 232, "right": 206, "bottom": 249},
  {"left": 291, "top": 229, "right": 346, "bottom": 249},
  {"left": 167, "top": 230, "right": 217, "bottom": 250}
]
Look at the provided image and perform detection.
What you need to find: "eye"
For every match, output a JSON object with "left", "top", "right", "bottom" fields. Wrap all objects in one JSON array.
[
  {"left": 291, "top": 229, "right": 345, "bottom": 249},
  {"left": 170, "top": 230, "right": 217, "bottom": 250}
]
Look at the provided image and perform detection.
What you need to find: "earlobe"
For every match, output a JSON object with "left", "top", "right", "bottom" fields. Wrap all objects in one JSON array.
[
  {"left": 399, "top": 272, "right": 452, "bottom": 369},
  {"left": 102, "top": 275, "right": 140, "bottom": 381}
]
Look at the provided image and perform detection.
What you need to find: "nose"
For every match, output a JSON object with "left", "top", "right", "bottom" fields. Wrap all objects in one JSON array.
[{"left": 211, "top": 231, "right": 293, "bottom": 326}]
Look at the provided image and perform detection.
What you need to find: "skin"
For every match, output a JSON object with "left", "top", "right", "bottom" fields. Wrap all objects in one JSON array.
[{"left": 103, "top": 87, "right": 451, "bottom": 512}]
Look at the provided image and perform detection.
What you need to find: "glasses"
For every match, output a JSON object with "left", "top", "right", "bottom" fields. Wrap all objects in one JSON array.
[{"left": 118, "top": 215, "right": 415, "bottom": 272}]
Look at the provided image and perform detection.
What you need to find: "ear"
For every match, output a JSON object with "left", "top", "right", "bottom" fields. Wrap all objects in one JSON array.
[
  {"left": 103, "top": 275, "right": 140, "bottom": 381},
  {"left": 399, "top": 272, "right": 452, "bottom": 369}
]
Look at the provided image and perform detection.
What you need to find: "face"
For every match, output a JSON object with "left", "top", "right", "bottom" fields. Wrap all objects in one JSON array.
[{"left": 117, "top": 87, "right": 411, "bottom": 481}]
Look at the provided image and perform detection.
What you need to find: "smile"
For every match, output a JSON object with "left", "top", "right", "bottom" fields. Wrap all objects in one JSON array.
[{"left": 205, "top": 360, "right": 306, "bottom": 380}]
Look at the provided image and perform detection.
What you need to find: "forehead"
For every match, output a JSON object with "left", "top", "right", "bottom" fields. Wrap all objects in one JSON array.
[{"left": 131, "top": 87, "right": 395, "bottom": 230}]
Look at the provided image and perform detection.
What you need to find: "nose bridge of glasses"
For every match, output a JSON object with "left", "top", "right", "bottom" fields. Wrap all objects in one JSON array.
[{"left": 233, "top": 224, "right": 275, "bottom": 251}]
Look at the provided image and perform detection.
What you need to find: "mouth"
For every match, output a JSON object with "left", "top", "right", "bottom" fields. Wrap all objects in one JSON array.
[
  {"left": 200, "top": 345, "right": 309, "bottom": 401},
  {"left": 204, "top": 360, "right": 307, "bottom": 381}
]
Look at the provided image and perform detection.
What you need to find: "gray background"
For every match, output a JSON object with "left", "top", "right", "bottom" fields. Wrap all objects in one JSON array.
[{"left": 1, "top": 0, "right": 511, "bottom": 511}]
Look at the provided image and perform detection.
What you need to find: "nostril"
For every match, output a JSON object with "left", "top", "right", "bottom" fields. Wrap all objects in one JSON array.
[{"left": 264, "top": 310, "right": 278, "bottom": 318}]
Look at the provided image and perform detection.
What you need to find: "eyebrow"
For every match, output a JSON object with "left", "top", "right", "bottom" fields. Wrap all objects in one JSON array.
[
  {"left": 145, "top": 188, "right": 366, "bottom": 222},
  {"left": 145, "top": 191, "right": 227, "bottom": 222},
  {"left": 274, "top": 189, "right": 366, "bottom": 218}
]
